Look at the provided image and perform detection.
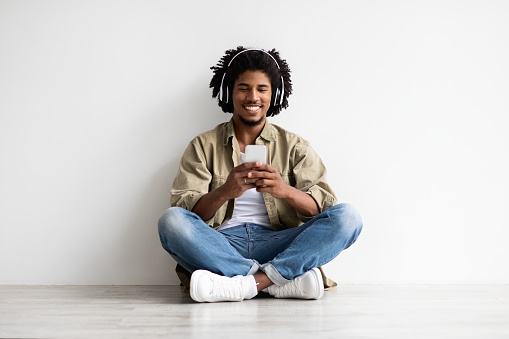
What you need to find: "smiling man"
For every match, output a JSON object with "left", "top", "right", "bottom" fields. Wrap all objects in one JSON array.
[
  {"left": 234, "top": 70, "right": 270, "bottom": 126},
  {"left": 158, "top": 47, "right": 363, "bottom": 303}
]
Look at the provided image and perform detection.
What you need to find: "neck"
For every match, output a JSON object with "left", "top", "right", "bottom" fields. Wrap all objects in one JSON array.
[{"left": 233, "top": 117, "right": 266, "bottom": 152}]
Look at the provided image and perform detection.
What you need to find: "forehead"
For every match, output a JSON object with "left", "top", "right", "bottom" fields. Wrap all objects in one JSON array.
[{"left": 234, "top": 70, "right": 271, "bottom": 86}]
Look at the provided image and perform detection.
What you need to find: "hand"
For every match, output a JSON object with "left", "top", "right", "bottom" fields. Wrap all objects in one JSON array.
[
  {"left": 246, "top": 164, "right": 291, "bottom": 199},
  {"left": 220, "top": 161, "right": 262, "bottom": 199}
]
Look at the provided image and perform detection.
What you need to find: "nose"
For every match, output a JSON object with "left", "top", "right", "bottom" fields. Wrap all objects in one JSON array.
[{"left": 247, "top": 88, "right": 259, "bottom": 101}]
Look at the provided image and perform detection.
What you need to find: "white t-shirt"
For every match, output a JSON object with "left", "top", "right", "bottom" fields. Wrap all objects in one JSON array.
[{"left": 218, "top": 152, "right": 272, "bottom": 231}]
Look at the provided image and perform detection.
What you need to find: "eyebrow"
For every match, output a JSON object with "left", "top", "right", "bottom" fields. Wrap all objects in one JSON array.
[{"left": 236, "top": 83, "right": 270, "bottom": 88}]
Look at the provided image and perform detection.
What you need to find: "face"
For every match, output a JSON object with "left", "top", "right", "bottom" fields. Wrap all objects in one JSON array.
[{"left": 232, "top": 70, "right": 272, "bottom": 127}]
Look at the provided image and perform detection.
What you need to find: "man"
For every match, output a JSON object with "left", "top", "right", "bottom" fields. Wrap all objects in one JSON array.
[{"left": 158, "top": 47, "right": 362, "bottom": 303}]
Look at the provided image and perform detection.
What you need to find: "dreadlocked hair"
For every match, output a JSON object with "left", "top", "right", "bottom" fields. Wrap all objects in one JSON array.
[{"left": 209, "top": 46, "right": 292, "bottom": 117}]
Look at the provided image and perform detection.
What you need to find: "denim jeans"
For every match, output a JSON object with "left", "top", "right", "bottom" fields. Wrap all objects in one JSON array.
[{"left": 158, "top": 204, "right": 362, "bottom": 286}]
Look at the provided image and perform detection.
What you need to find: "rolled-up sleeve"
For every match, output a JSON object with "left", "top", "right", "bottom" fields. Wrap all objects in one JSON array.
[
  {"left": 170, "top": 139, "right": 211, "bottom": 212},
  {"left": 292, "top": 142, "right": 337, "bottom": 220}
]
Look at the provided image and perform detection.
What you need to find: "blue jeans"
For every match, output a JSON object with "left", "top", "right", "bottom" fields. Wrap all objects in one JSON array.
[{"left": 158, "top": 204, "right": 362, "bottom": 286}]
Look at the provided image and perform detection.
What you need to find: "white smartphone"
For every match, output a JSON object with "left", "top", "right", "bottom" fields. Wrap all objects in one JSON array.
[{"left": 245, "top": 145, "right": 266, "bottom": 165}]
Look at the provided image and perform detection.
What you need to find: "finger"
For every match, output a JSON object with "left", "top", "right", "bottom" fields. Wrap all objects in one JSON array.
[
  {"left": 233, "top": 163, "right": 248, "bottom": 172},
  {"left": 241, "top": 161, "right": 262, "bottom": 170},
  {"left": 242, "top": 175, "right": 257, "bottom": 185},
  {"left": 253, "top": 164, "right": 275, "bottom": 172},
  {"left": 235, "top": 161, "right": 261, "bottom": 171},
  {"left": 254, "top": 178, "right": 272, "bottom": 187},
  {"left": 248, "top": 170, "right": 274, "bottom": 180},
  {"left": 245, "top": 181, "right": 257, "bottom": 188},
  {"left": 255, "top": 185, "right": 270, "bottom": 193}
]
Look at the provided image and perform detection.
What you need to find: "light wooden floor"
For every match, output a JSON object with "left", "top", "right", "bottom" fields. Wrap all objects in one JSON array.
[{"left": 0, "top": 285, "right": 508, "bottom": 338}]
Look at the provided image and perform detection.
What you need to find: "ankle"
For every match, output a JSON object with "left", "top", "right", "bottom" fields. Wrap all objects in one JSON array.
[{"left": 253, "top": 272, "right": 274, "bottom": 292}]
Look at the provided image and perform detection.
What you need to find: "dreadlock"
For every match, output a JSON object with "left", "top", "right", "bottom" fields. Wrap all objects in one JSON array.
[{"left": 210, "top": 46, "right": 292, "bottom": 117}]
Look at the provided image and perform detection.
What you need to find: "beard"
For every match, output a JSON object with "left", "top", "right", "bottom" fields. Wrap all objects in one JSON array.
[{"left": 239, "top": 114, "right": 265, "bottom": 127}]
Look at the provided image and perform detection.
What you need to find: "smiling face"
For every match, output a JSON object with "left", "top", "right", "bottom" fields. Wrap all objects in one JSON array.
[{"left": 232, "top": 70, "right": 272, "bottom": 127}]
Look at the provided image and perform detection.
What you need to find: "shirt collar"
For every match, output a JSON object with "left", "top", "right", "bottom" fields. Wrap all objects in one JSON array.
[{"left": 223, "top": 118, "right": 277, "bottom": 145}]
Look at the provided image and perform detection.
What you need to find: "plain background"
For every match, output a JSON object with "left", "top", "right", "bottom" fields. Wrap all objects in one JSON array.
[{"left": 1, "top": 0, "right": 508, "bottom": 285}]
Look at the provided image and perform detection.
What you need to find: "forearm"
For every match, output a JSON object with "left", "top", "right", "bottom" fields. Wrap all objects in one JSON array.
[
  {"left": 192, "top": 161, "right": 262, "bottom": 221},
  {"left": 191, "top": 186, "right": 229, "bottom": 221},
  {"left": 283, "top": 186, "right": 320, "bottom": 217}
]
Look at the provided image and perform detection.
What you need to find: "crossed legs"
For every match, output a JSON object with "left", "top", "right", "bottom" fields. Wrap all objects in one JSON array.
[{"left": 158, "top": 204, "right": 362, "bottom": 301}]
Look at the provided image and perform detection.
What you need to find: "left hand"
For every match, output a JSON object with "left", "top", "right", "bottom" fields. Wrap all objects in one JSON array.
[{"left": 246, "top": 164, "right": 290, "bottom": 199}]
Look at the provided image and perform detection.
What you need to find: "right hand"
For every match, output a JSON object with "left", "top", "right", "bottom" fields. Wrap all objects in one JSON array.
[{"left": 220, "top": 161, "right": 262, "bottom": 199}]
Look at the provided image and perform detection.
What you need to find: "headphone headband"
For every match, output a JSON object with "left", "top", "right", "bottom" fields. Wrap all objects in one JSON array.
[
  {"left": 227, "top": 49, "right": 281, "bottom": 69},
  {"left": 219, "top": 48, "right": 284, "bottom": 106}
]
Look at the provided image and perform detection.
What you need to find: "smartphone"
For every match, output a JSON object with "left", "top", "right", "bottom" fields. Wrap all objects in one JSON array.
[{"left": 245, "top": 145, "right": 266, "bottom": 165}]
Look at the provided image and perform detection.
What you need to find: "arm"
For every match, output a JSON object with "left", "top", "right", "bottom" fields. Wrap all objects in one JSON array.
[
  {"left": 291, "top": 142, "right": 337, "bottom": 215},
  {"left": 170, "top": 140, "right": 212, "bottom": 213},
  {"left": 247, "top": 165, "right": 319, "bottom": 217},
  {"left": 247, "top": 142, "right": 336, "bottom": 219},
  {"left": 191, "top": 187, "right": 229, "bottom": 222},
  {"left": 192, "top": 161, "right": 262, "bottom": 221},
  {"left": 282, "top": 185, "right": 320, "bottom": 217}
]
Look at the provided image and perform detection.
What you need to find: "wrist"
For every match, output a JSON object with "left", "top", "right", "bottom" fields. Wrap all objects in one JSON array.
[{"left": 282, "top": 184, "right": 296, "bottom": 201}]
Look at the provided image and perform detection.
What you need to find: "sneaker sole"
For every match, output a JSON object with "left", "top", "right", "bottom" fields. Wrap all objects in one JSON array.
[
  {"left": 309, "top": 268, "right": 325, "bottom": 300},
  {"left": 190, "top": 270, "right": 209, "bottom": 302}
]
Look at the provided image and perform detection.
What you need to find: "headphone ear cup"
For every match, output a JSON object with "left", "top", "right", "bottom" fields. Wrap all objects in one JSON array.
[
  {"left": 219, "top": 73, "right": 228, "bottom": 103},
  {"left": 274, "top": 88, "right": 281, "bottom": 106},
  {"left": 221, "top": 83, "right": 228, "bottom": 103}
]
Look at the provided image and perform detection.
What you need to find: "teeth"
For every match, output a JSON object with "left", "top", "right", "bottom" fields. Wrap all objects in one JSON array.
[{"left": 245, "top": 106, "right": 260, "bottom": 111}]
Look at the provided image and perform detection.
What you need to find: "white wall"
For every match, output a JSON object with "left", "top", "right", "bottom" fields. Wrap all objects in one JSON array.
[{"left": 1, "top": 0, "right": 508, "bottom": 285}]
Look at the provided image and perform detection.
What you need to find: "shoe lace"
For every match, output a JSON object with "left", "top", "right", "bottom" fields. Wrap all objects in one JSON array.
[
  {"left": 274, "top": 279, "right": 301, "bottom": 298},
  {"left": 214, "top": 276, "right": 245, "bottom": 301}
]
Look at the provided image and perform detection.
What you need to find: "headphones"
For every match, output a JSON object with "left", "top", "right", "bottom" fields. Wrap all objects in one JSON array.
[{"left": 218, "top": 49, "right": 285, "bottom": 106}]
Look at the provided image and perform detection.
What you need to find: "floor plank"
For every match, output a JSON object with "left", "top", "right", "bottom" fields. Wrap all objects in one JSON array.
[{"left": 0, "top": 285, "right": 508, "bottom": 338}]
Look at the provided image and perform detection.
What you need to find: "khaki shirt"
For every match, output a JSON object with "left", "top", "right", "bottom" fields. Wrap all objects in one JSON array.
[
  {"left": 170, "top": 119, "right": 339, "bottom": 289},
  {"left": 171, "top": 119, "right": 338, "bottom": 230}
]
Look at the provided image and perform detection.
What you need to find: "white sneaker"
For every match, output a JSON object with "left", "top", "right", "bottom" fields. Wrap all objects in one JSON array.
[
  {"left": 266, "top": 268, "right": 324, "bottom": 300},
  {"left": 190, "top": 270, "right": 257, "bottom": 303}
]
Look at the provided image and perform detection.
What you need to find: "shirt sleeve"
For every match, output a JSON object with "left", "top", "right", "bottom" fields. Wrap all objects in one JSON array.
[
  {"left": 292, "top": 141, "right": 338, "bottom": 220},
  {"left": 170, "top": 139, "right": 211, "bottom": 212}
]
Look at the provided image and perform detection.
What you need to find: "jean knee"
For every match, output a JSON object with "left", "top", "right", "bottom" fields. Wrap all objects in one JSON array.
[
  {"left": 158, "top": 207, "right": 193, "bottom": 240},
  {"left": 329, "top": 203, "right": 363, "bottom": 239}
]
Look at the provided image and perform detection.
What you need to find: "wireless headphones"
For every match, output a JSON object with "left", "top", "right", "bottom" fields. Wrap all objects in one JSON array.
[{"left": 218, "top": 49, "right": 285, "bottom": 106}]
